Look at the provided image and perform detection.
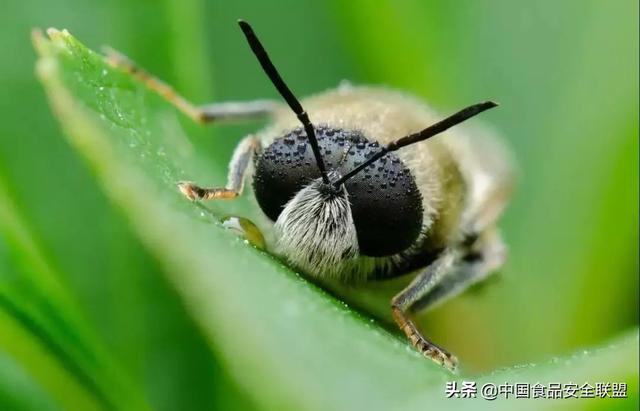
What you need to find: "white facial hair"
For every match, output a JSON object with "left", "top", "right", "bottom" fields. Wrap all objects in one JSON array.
[{"left": 274, "top": 178, "right": 359, "bottom": 279}]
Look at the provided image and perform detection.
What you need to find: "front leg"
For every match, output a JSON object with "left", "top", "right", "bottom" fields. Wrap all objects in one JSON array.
[
  {"left": 391, "top": 249, "right": 460, "bottom": 371},
  {"left": 178, "top": 135, "right": 260, "bottom": 200},
  {"left": 104, "top": 47, "right": 281, "bottom": 124},
  {"left": 412, "top": 228, "right": 506, "bottom": 313}
]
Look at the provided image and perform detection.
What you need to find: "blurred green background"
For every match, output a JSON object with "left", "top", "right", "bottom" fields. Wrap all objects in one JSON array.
[{"left": 0, "top": 0, "right": 638, "bottom": 410}]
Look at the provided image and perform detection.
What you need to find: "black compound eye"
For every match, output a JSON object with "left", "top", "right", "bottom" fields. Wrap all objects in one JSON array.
[
  {"left": 252, "top": 127, "right": 329, "bottom": 221},
  {"left": 342, "top": 149, "right": 423, "bottom": 257},
  {"left": 253, "top": 126, "right": 423, "bottom": 257}
]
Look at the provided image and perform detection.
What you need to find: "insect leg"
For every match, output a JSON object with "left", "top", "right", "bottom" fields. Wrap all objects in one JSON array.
[
  {"left": 104, "top": 47, "right": 281, "bottom": 123},
  {"left": 434, "top": 163, "right": 513, "bottom": 305},
  {"left": 391, "top": 249, "right": 460, "bottom": 370},
  {"left": 411, "top": 228, "right": 506, "bottom": 313},
  {"left": 178, "top": 135, "right": 261, "bottom": 200}
]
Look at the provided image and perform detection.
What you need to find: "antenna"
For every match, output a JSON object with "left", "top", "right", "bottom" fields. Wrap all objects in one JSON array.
[
  {"left": 333, "top": 101, "right": 498, "bottom": 187},
  {"left": 238, "top": 20, "right": 330, "bottom": 185}
]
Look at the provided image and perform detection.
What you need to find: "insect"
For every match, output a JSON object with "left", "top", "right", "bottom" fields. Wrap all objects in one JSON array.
[{"left": 106, "top": 20, "right": 514, "bottom": 371}]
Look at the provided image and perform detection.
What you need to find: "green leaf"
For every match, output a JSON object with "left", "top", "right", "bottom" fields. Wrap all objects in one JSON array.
[{"left": 33, "top": 28, "right": 638, "bottom": 411}]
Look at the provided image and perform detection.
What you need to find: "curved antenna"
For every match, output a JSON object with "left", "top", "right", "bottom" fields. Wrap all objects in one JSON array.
[
  {"left": 332, "top": 101, "right": 498, "bottom": 188},
  {"left": 238, "top": 20, "right": 330, "bottom": 185}
]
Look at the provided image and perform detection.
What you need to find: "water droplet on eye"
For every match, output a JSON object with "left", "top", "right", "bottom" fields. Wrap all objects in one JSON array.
[{"left": 221, "top": 216, "right": 266, "bottom": 250}]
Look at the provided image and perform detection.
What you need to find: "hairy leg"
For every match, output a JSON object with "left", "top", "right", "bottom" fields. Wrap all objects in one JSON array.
[
  {"left": 391, "top": 249, "right": 460, "bottom": 371},
  {"left": 411, "top": 228, "right": 506, "bottom": 313},
  {"left": 178, "top": 135, "right": 260, "bottom": 200}
]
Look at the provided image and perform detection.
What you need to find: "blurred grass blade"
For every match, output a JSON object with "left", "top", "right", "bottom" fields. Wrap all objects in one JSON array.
[
  {"left": 0, "top": 347, "right": 61, "bottom": 411},
  {"left": 33, "top": 28, "right": 638, "bottom": 411},
  {"left": 0, "top": 177, "right": 151, "bottom": 410}
]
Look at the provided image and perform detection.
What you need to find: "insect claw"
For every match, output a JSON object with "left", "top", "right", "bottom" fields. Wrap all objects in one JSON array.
[{"left": 177, "top": 181, "right": 201, "bottom": 201}]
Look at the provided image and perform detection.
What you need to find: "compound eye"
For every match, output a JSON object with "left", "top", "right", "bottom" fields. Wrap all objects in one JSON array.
[
  {"left": 253, "top": 128, "right": 334, "bottom": 221},
  {"left": 253, "top": 127, "right": 423, "bottom": 257},
  {"left": 343, "top": 153, "right": 423, "bottom": 256}
]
